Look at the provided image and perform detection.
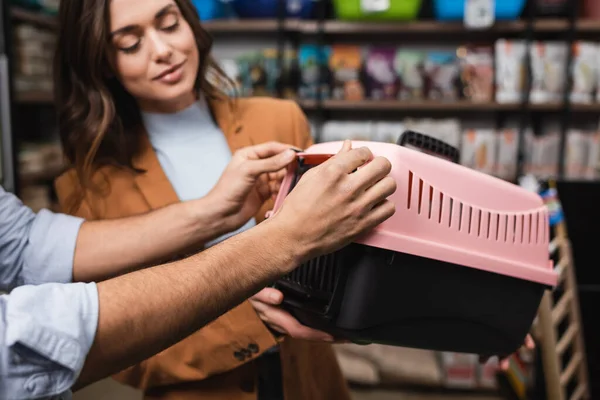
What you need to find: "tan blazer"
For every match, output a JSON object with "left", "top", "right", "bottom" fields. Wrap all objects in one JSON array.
[{"left": 54, "top": 97, "right": 351, "bottom": 400}]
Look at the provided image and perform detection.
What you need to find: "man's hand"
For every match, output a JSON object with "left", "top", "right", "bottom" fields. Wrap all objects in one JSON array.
[
  {"left": 250, "top": 288, "right": 334, "bottom": 342},
  {"left": 273, "top": 140, "right": 397, "bottom": 262},
  {"left": 207, "top": 142, "right": 298, "bottom": 232},
  {"left": 480, "top": 334, "right": 536, "bottom": 369}
]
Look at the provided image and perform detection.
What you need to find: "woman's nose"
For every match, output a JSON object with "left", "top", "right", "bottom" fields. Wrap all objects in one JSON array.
[{"left": 148, "top": 31, "right": 173, "bottom": 62}]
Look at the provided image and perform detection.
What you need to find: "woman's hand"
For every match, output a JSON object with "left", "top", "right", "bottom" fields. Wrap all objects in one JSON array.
[
  {"left": 207, "top": 142, "right": 298, "bottom": 232},
  {"left": 250, "top": 288, "right": 336, "bottom": 342}
]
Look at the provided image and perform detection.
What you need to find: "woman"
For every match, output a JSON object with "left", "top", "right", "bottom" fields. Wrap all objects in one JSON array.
[{"left": 53, "top": 0, "right": 351, "bottom": 400}]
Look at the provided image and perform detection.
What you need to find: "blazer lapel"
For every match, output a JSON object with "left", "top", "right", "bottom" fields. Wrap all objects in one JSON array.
[
  {"left": 210, "top": 97, "right": 254, "bottom": 153},
  {"left": 132, "top": 132, "right": 181, "bottom": 210}
]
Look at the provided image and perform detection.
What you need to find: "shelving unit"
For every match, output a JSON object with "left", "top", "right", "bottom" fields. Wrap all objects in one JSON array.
[{"left": 298, "top": 100, "right": 600, "bottom": 113}]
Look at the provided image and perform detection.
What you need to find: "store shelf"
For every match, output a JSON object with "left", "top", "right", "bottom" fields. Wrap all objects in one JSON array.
[
  {"left": 203, "top": 19, "right": 298, "bottom": 34},
  {"left": 15, "top": 91, "right": 54, "bottom": 104},
  {"left": 298, "top": 100, "right": 600, "bottom": 112},
  {"left": 10, "top": 7, "right": 58, "bottom": 30},
  {"left": 11, "top": 7, "right": 600, "bottom": 36}
]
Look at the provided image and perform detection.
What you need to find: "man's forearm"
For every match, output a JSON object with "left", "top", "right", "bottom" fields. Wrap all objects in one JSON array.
[
  {"left": 73, "top": 197, "right": 233, "bottom": 282},
  {"left": 75, "top": 217, "right": 302, "bottom": 390}
]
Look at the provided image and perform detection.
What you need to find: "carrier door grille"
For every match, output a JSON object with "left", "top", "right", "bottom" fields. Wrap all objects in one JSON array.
[{"left": 282, "top": 252, "right": 341, "bottom": 300}]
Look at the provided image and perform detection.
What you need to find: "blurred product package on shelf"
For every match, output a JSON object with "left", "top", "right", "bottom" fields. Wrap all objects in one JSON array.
[
  {"left": 529, "top": 0, "right": 572, "bottom": 18},
  {"left": 20, "top": 185, "right": 52, "bottom": 212},
  {"left": 460, "top": 129, "right": 497, "bottom": 175},
  {"left": 563, "top": 129, "right": 600, "bottom": 180},
  {"left": 330, "top": 46, "right": 365, "bottom": 101},
  {"left": 365, "top": 47, "right": 399, "bottom": 100},
  {"left": 433, "top": 0, "right": 526, "bottom": 21},
  {"left": 584, "top": 0, "right": 600, "bottom": 19},
  {"left": 333, "top": 0, "right": 423, "bottom": 21},
  {"left": 524, "top": 130, "right": 560, "bottom": 178},
  {"left": 440, "top": 353, "right": 479, "bottom": 389},
  {"left": 10, "top": 0, "right": 58, "bottom": 14},
  {"left": 404, "top": 118, "right": 461, "bottom": 148},
  {"left": 565, "top": 130, "right": 590, "bottom": 180},
  {"left": 395, "top": 50, "right": 426, "bottom": 101},
  {"left": 298, "top": 45, "right": 331, "bottom": 100},
  {"left": 457, "top": 45, "right": 494, "bottom": 102},
  {"left": 192, "top": 0, "right": 236, "bottom": 21},
  {"left": 570, "top": 42, "right": 597, "bottom": 104},
  {"left": 586, "top": 131, "right": 600, "bottom": 179},
  {"left": 424, "top": 51, "right": 460, "bottom": 102},
  {"left": 496, "top": 128, "right": 520, "bottom": 181},
  {"left": 495, "top": 39, "right": 527, "bottom": 104},
  {"left": 530, "top": 41, "right": 568, "bottom": 104},
  {"left": 372, "top": 122, "right": 406, "bottom": 143},
  {"left": 218, "top": 49, "right": 298, "bottom": 99},
  {"left": 18, "top": 141, "right": 63, "bottom": 177},
  {"left": 230, "top": 0, "right": 314, "bottom": 19},
  {"left": 12, "top": 23, "right": 55, "bottom": 94}
]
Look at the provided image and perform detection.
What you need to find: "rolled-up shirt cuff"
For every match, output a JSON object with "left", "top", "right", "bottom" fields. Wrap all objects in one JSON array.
[
  {"left": 5, "top": 282, "right": 99, "bottom": 398},
  {"left": 23, "top": 209, "right": 84, "bottom": 285}
]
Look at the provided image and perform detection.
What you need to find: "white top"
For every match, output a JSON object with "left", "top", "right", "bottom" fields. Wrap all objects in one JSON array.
[{"left": 142, "top": 98, "right": 256, "bottom": 248}]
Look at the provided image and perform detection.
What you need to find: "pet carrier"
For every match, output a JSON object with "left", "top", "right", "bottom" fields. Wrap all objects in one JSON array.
[{"left": 267, "top": 131, "right": 557, "bottom": 356}]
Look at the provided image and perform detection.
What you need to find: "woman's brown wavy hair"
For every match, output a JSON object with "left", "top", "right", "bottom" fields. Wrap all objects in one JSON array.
[{"left": 54, "top": 0, "right": 235, "bottom": 210}]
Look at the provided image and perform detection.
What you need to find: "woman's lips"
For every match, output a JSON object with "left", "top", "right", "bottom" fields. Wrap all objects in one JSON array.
[{"left": 154, "top": 61, "right": 186, "bottom": 83}]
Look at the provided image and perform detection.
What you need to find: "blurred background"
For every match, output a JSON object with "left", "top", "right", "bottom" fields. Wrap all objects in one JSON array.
[{"left": 1, "top": 0, "right": 600, "bottom": 399}]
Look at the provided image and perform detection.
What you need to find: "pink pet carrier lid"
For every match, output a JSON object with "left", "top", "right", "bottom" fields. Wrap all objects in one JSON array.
[{"left": 270, "top": 141, "right": 557, "bottom": 288}]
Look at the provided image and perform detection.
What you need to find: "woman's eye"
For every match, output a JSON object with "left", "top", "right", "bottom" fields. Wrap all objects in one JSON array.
[
  {"left": 160, "top": 14, "right": 179, "bottom": 32},
  {"left": 119, "top": 41, "right": 141, "bottom": 54},
  {"left": 116, "top": 34, "right": 141, "bottom": 54}
]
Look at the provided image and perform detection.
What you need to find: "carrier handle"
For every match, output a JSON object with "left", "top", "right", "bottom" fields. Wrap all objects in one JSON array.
[{"left": 397, "top": 130, "right": 460, "bottom": 164}]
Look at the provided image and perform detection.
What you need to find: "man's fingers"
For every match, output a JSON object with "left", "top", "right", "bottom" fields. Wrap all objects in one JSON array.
[
  {"left": 361, "top": 200, "right": 396, "bottom": 233},
  {"left": 252, "top": 288, "right": 284, "bottom": 305},
  {"left": 325, "top": 147, "right": 373, "bottom": 176},
  {"left": 353, "top": 156, "right": 393, "bottom": 193},
  {"left": 361, "top": 176, "right": 397, "bottom": 210},
  {"left": 337, "top": 140, "right": 352, "bottom": 154}
]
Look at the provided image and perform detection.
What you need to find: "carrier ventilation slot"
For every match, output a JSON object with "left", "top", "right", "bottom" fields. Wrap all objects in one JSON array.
[
  {"left": 418, "top": 179, "right": 424, "bottom": 214},
  {"left": 407, "top": 171, "right": 413, "bottom": 209},
  {"left": 284, "top": 253, "right": 340, "bottom": 298},
  {"left": 438, "top": 192, "right": 444, "bottom": 223},
  {"left": 428, "top": 187, "right": 434, "bottom": 219}
]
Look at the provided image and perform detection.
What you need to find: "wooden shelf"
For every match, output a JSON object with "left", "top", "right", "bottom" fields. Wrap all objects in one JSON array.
[
  {"left": 298, "top": 100, "right": 600, "bottom": 112},
  {"left": 203, "top": 19, "right": 299, "bottom": 34},
  {"left": 10, "top": 7, "right": 57, "bottom": 30},
  {"left": 15, "top": 91, "right": 54, "bottom": 104}
]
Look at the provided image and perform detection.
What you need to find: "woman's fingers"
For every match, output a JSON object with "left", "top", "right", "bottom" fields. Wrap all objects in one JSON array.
[
  {"left": 250, "top": 298, "right": 334, "bottom": 342},
  {"left": 251, "top": 288, "right": 283, "bottom": 305}
]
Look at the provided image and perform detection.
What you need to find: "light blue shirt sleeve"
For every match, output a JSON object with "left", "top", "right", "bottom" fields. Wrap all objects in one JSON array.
[
  {"left": 0, "top": 186, "right": 84, "bottom": 289},
  {"left": 1, "top": 282, "right": 99, "bottom": 400},
  {"left": 0, "top": 187, "right": 100, "bottom": 399}
]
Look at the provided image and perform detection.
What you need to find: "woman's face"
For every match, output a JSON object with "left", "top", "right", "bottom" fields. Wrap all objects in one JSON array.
[{"left": 109, "top": 0, "right": 199, "bottom": 113}]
